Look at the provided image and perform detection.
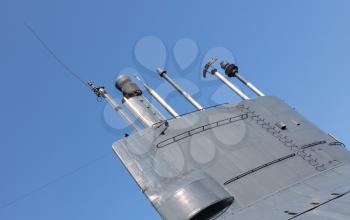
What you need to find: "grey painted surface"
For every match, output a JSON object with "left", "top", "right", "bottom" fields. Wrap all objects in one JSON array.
[{"left": 112, "top": 96, "right": 350, "bottom": 220}]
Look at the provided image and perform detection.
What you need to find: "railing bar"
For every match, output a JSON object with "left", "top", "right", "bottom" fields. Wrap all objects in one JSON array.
[{"left": 157, "top": 113, "right": 247, "bottom": 148}]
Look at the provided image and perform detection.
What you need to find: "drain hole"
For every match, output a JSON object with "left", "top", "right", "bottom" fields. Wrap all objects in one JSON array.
[{"left": 190, "top": 197, "right": 234, "bottom": 220}]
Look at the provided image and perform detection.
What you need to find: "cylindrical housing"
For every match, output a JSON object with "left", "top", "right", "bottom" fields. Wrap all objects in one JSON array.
[
  {"left": 213, "top": 71, "right": 250, "bottom": 100},
  {"left": 115, "top": 75, "right": 142, "bottom": 98},
  {"left": 157, "top": 68, "right": 204, "bottom": 111},
  {"left": 157, "top": 174, "right": 234, "bottom": 220},
  {"left": 122, "top": 96, "right": 165, "bottom": 127},
  {"left": 116, "top": 75, "right": 165, "bottom": 127}
]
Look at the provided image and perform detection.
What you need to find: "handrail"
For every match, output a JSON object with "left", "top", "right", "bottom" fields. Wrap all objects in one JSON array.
[{"left": 156, "top": 113, "right": 248, "bottom": 149}]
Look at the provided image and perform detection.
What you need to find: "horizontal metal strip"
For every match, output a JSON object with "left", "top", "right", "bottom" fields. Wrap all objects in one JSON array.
[
  {"left": 224, "top": 153, "right": 296, "bottom": 185},
  {"left": 288, "top": 190, "right": 350, "bottom": 219}
]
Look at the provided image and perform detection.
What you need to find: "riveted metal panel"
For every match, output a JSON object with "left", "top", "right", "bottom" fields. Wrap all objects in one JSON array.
[{"left": 112, "top": 96, "right": 350, "bottom": 220}]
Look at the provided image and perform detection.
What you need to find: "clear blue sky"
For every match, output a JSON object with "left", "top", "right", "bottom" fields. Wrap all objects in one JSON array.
[{"left": 1, "top": 0, "right": 350, "bottom": 219}]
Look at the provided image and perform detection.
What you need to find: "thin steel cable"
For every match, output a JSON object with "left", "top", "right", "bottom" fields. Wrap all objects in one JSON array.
[
  {"left": 0, "top": 151, "right": 113, "bottom": 210},
  {"left": 24, "top": 22, "right": 89, "bottom": 89},
  {"left": 0, "top": 119, "right": 170, "bottom": 210}
]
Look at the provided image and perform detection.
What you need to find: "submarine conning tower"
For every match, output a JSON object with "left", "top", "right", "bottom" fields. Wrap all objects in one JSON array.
[{"left": 111, "top": 58, "right": 350, "bottom": 220}]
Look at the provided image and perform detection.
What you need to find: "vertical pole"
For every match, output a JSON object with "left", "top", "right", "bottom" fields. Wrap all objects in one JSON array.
[
  {"left": 88, "top": 81, "right": 140, "bottom": 131},
  {"left": 220, "top": 61, "right": 265, "bottom": 96},
  {"left": 142, "top": 82, "right": 180, "bottom": 118},
  {"left": 235, "top": 73, "right": 265, "bottom": 96},
  {"left": 157, "top": 68, "right": 204, "bottom": 110},
  {"left": 212, "top": 71, "right": 250, "bottom": 100}
]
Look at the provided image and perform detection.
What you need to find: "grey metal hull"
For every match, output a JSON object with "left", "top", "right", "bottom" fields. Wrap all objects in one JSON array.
[{"left": 112, "top": 96, "right": 350, "bottom": 220}]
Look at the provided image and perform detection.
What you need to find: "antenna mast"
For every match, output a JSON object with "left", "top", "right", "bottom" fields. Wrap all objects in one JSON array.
[
  {"left": 25, "top": 22, "right": 139, "bottom": 131},
  {"left": 156, "top": 68, "right": 204, "bottom": 110},
  {"left": 220, "top": 61, "right": 265, "bottom": 96},
  {"left": 203, "top": 57, "right": 250, "bottom": 100},
  {"left": 134, "top": 76, "right": 179, "bottom": 118}
]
